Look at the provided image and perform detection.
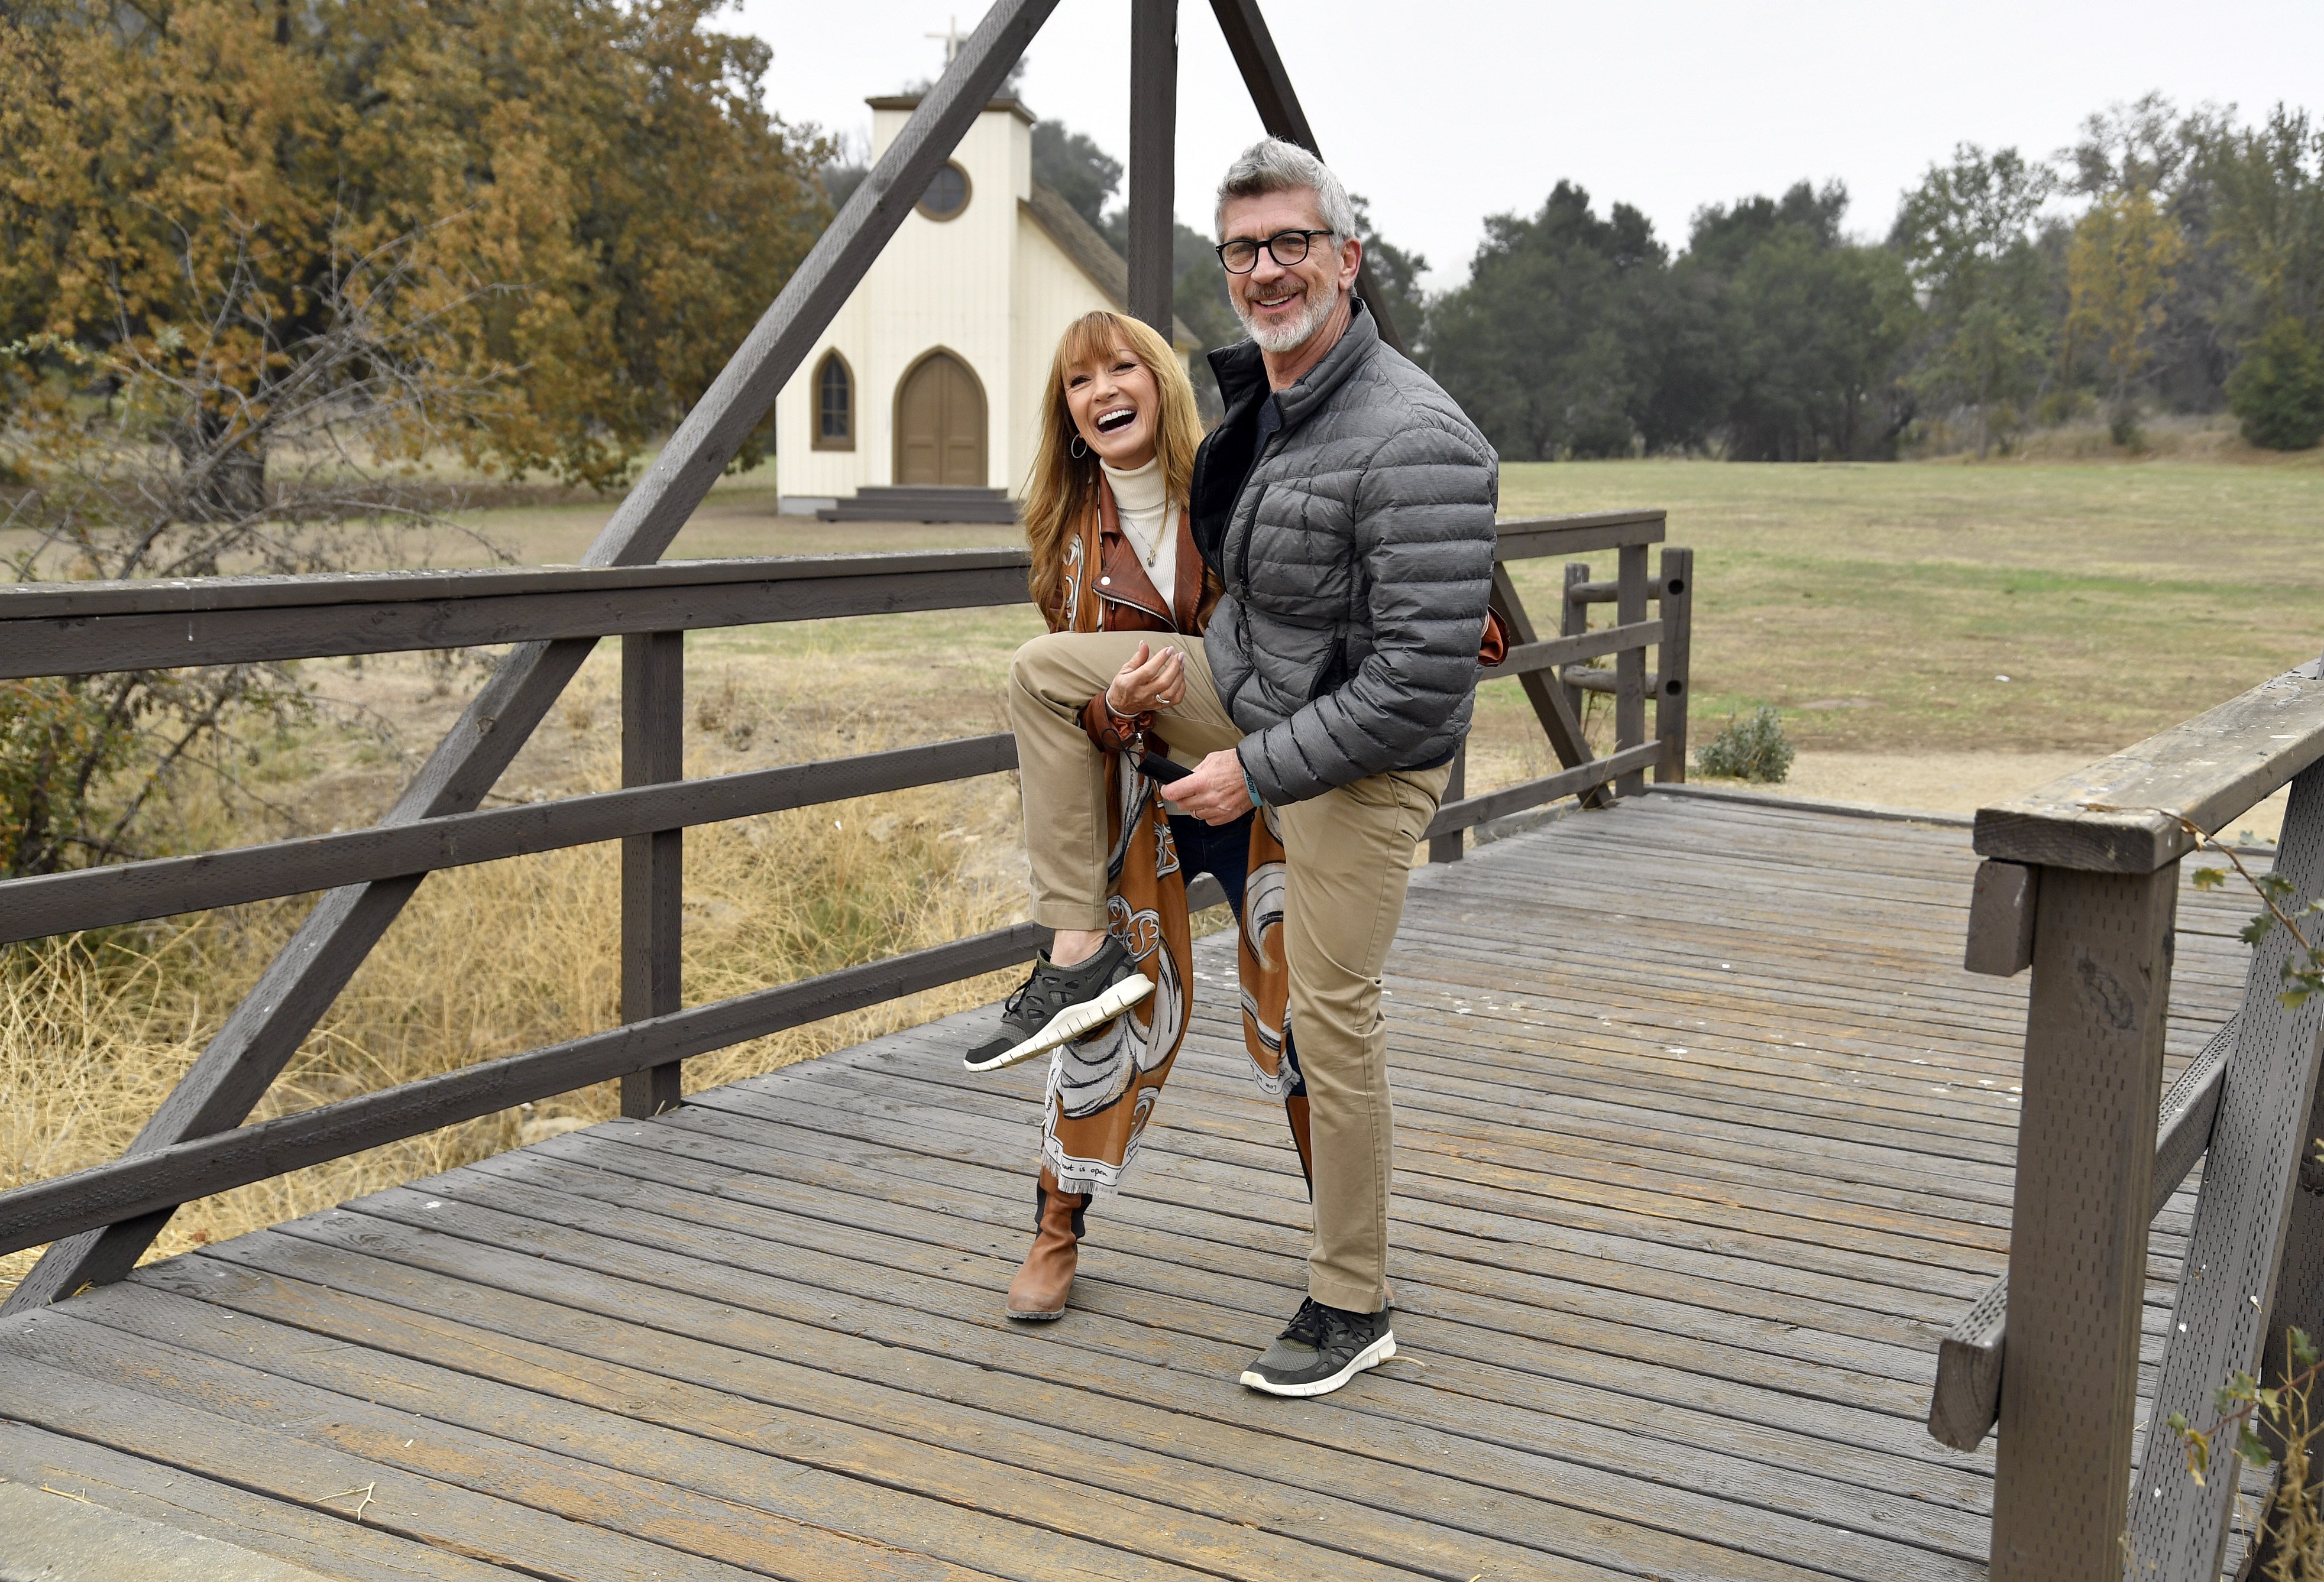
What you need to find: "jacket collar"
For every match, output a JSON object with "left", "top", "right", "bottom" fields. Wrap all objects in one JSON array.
[
  {"left": 1206, "top": 293, "right": 1380, "bottom": 437},
  {"left": 1095, "top": 473, "right": 1210, "bottom": 630}
]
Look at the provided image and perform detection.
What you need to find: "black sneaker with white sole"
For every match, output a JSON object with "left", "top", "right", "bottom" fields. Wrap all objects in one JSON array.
[
  {"left": 963, "top": 935, "right": 1154, "bottom": 1073},
  {"left": 1239, "top": 1297, "right": 1396, "bottom": 1398}
]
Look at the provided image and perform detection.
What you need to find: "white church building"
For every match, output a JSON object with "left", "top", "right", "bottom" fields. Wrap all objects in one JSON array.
[{"left": 775, "top": 94, "right": 1193, "bottom": 521}]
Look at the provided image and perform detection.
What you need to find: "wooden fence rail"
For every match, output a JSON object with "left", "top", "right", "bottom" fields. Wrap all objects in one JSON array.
[
  {"left": 0, "top": 512, "right": 1690, "bottom": 1282},
  {"left": 1924, "top": 657, "right": 2324, "bottom": 1581}
]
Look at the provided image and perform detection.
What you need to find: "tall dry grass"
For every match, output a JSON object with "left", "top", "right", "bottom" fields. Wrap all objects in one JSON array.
[{"left": 1, "top": 683, "right": 1027, "bottom": 1298}]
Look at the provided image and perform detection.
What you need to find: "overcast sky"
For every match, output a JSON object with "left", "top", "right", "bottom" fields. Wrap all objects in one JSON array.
[{"left": 736, "top": 0, "right": 2324, "bottom": 290}]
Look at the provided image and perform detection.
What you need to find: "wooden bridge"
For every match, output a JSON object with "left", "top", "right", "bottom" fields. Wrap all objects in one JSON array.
[
  {"left": 0, "top": 756, "right": 2306, "bottom": 1582},
  {"left": 7, "top": 2, "right": 2324, "bottom": 1577}
]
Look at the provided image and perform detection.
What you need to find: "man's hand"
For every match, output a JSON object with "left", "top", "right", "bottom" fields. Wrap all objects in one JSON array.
[{"left": 1160, "top": 748, "right": 1254, "bottom": 825}]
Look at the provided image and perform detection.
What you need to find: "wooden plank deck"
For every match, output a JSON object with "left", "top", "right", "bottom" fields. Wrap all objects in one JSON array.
[{"left": 0, "top": 789, "right": 2258, "bottom": 1581}]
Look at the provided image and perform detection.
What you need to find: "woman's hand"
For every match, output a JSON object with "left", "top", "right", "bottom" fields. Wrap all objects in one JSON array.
[{"left": 1105, "top": 640, "right": 1187, "bottom": 715}]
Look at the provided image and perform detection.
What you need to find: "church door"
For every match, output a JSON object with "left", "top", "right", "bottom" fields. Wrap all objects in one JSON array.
[{"left": 894, "top": 351, "right": 986, "bottom": 487}]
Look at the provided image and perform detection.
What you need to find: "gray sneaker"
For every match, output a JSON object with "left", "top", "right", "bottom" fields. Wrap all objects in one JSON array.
[
  {"left": 1239, "top": 1298, "right": 1396, "bottom": 1398},
  {"left": 963, "top": 936, "right": 1154, "bottom": 1073}
]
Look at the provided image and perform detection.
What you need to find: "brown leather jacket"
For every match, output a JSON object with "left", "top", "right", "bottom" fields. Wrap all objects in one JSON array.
[{"left": 1060, "top": 478, "right": 1221, "bottom": 752}]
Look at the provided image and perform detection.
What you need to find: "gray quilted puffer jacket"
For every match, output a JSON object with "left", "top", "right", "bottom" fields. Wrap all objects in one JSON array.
[{"left": 1191, "top": 297, "right": 1499, "bottom": 806}]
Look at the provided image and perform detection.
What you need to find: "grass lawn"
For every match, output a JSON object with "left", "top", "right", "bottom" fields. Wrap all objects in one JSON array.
[
  {"left": 1491, "top": 456, "right": 2324, "bottom": 757},
  {"left": 430, "top": 455, "right": 2324, "bottom": 774}
]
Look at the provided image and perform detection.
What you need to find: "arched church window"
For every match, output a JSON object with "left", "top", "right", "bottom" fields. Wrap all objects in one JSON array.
[
  {"left": 814, "top": 351, "right": 854, "bottom": 450},
  {"left": 918, "top": 161, "right": 972, "bottom": 222}
]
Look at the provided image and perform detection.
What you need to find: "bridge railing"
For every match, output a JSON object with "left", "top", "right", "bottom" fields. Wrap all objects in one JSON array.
[
  {"left": 1927, "top": 657, "right": 2324, "bottom": 1581},
  {"left": 0, "top": 508, "right": 1688, "bottom": 1299}
]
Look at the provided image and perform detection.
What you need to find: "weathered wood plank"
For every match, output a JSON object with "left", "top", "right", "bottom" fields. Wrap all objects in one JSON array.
[
  {"left": 0, "top": 1420, "right": 512, "bottom": 1582},
  {"left": 1925, "top": 1015, "right": 2238, "bottom": 1452},
  {"left": 2128, "top": 765, "right": 2324, "bottom": 1577},
  {"left": 0, "top": 560, "right": 1038, "bottom": 678},
  {"left": 1614, "top": 541, "right": 1649, "bottom": 796},
  {"left": 1476, "top": 618, "right": 1662, "bottom": 680},
  {"left": 1987, "top": 864, "right": 2179, "bottom": 1581},
  {"left": 0, "top": 734, "right": 1019, "bottom": 944},
  {"left": 1653, "top": 545, "right": 1692, "bottom": 783},
  {"left": 0, "top": 923, "right": 1043, "bottom": 1254},
  {"left": 621, "top": 630, "right": 685, "bottom": 1117},
  {"left": 1963, "top": 860, "right": 2038, "bottom": 977},
  {"left": 325, "top": 1175, "right": 1972, "bottom": 1581},
  {"left": 37, "top": 1292, "right": 1377, "bottom": 1582},
  {"left": 1973, "top": 659, "right": 2324, "bottom": 873},
  {"left": 0, "top": 1351, "right": 801, "bottom": 1581},
  {"left": 105, "top": 1260, "right": 1637, "bottom": 1582},
  {"left": 1422, "top": 742, "right": 1661, "bottom": 838},
  {"left": 217, "top": 1210, "right": 1990, "bottom": 1532}
]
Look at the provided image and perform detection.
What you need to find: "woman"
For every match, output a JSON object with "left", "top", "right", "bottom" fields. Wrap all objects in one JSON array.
[{"left": 989, "top": 309, "right": 1313, "bottom": 1322}]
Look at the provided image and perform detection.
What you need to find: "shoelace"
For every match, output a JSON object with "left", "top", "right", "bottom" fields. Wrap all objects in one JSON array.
[
  {"left": 1280, "top": 1296, "right": 1330, "bottom": 1349},
  {"left": 1002, "top": 952, "right": 1099, "bottom": 1025}
]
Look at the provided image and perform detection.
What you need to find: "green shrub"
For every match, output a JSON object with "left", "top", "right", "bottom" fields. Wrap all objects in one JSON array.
[
  {"left": 2229, "top": 315, "right": 2324, "bottom": 451},
  {"left": 1697, "top": 706, "right": 1796, "bottom": 783}
]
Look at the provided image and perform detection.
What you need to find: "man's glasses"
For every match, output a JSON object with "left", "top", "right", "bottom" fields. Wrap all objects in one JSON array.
[{"left": 1215, "top": 228, "right": 1336, "bottom": 274}]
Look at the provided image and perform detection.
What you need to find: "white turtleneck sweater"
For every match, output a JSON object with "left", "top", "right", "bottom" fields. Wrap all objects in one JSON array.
[{"left": 1099, "top": 455, "right": 1179, "bottom": 619}]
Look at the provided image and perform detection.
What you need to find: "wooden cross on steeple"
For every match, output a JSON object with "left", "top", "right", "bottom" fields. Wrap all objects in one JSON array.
[{"left": 925, "top": 16, "right": 968, "bottom": 67}]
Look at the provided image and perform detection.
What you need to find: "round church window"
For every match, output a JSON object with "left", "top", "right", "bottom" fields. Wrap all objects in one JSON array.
[{"left": 918, "top": 161, "right": 971, "bottom": 222}]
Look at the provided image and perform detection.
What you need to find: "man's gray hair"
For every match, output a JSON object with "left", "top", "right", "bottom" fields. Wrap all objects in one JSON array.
[{"left": 1213, "top": 138, "right": 1358, "bottom": 242}]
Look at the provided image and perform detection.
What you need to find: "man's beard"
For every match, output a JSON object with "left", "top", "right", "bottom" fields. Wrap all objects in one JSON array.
[{"left": 1233, "top": 279, "right": 1339, "bottom": 354}]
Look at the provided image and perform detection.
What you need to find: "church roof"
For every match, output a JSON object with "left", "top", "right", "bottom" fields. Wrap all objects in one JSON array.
[{"left": 1022, "top": 180, "right": 1199, "bottom": 353}]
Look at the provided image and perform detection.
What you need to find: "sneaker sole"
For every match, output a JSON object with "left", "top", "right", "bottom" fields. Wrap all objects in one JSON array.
[
  {"left": 963, "top": 974, "right": 1155, "bottom": 1073},
  {"left": 1239, "top": 1330, "right": 1397, "bottom": 1398}
]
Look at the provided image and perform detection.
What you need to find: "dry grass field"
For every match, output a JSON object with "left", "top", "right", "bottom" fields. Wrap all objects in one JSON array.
[{"left": 5, "top": 450, "right": 2319, "bottom": 1297}]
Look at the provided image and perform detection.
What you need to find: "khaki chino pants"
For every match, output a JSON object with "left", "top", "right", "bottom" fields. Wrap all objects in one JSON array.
[{"left": 1008, "top": 630, "right": 1448, "bottom": 1312}]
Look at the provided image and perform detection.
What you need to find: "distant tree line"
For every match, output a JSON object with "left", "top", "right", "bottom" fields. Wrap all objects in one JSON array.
[
  {"left": 1435, "top": 98, "right": 2324, "bottom": 458},
  {"left": 1027, "top": 96, "right": 2324, "bottom": 458}
]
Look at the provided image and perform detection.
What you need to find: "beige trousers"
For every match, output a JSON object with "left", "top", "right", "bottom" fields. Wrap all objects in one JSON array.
[{"left": 1008, "top": 630, "right": 1449, "bottom": 1312}]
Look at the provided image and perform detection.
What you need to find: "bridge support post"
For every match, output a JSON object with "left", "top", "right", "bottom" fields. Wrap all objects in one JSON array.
[
  {"left": 1614, "top": 542, "right": 1648, "bottom": 796},
  {"left": 1653, "top": 546, "right": 1691, "bottom": 783},
  {"left": 1127, "top": 0, "right": 1176, "bottom": 337},
  {"left": 622, "top": 630, "right": 684, "bottom": 1117},
  {"left": 1988, "top": 863, "right": 2178, "bottom": 1582}
]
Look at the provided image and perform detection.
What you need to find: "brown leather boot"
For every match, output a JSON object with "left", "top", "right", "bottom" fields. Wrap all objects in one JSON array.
[{"left": 1006, "top": 1167, "right": 1087, "bottom": 1321}]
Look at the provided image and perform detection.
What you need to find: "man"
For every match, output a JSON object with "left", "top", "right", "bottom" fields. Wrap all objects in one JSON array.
[{"left": 975, "top": 137, "right": 1498, "bottom": 1398}]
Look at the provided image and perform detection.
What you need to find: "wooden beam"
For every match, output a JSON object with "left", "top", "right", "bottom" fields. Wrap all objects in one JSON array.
[
  {"left": 1987, "top": 863, "right": 2178, "bottom": 1581},
  {"left": 0, "top": 922, "right": 1050, "bottom": 1259},
  {"left": 1203, "top": 0, "right": 1409, "bottom": 356},
  {"left": 1561, "top": 562, "right": 1590, "bottom": 727},
  {"left": 1420, "top": 743, "right": 1661, "bottom": 839},
  {"left": 1613, "top": 543, "right": 1648, "bottom": 798},
  {"left": 1490, "top": 510, "right": 1665, "bottom": 561},
  {"left": 0, "top": 508, "right": 1622, "bottom": 679},
  {"left": 0, "top": 735, "right": 1020, "bottom": 945},
  {"left": 1652, "top": 547, "right": 1692, "bottom": 784},
  {"left": 1567, "top": 574, "right": 1678, "bottom": 604},
  {"left": 0, "top": 0, "right": 1063, "bottom": 1314},
  {"left": 2126, "top": 766, "right": 2324, "bottom": 1578},
  {"left": 1489, "top": 565, "right": 1606, "bottom": 811},
  {"left": 1973, "top": 659, "right": 2324, "bottom": 874},
  {"left": 1127, "top": 0, "right": 1177, "bottom": 336},
  {"left": 621, "top": 633, "right": 685, "bottom": 1119},
  {"left": 1925, "top": 1013, "right": 2236, "bottom": 1452},
  {"left": 1963, "top": 860, "right": 2039, "bottom": 977},
  {"left": 0, "top": 553, "right": 1034, "bottom": 679},
  {"left": 1477, "top": 620, "right": 1661, "bottom": 680}
]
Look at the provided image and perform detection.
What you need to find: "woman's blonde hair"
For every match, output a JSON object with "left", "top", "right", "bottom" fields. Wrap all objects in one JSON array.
[{"left": 1021, "top": 310, "right": 1203, "bottom": 619}]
